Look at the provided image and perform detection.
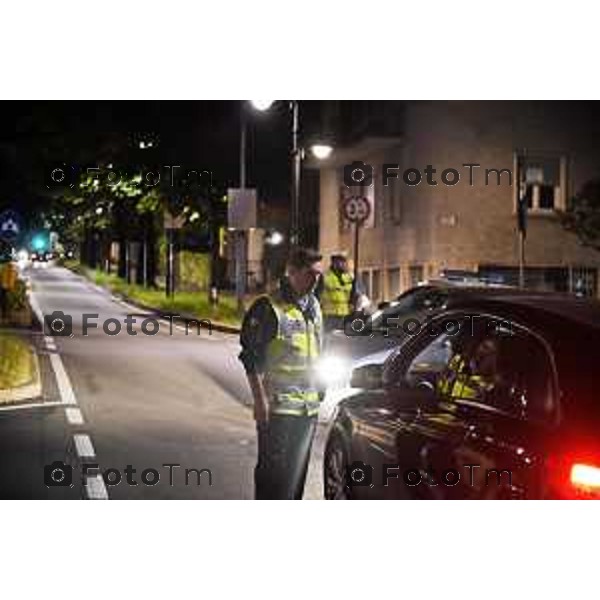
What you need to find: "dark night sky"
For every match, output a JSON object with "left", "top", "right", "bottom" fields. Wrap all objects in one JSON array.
[{"left": 0, "top": 101, "right": 324, "bottom": 225}]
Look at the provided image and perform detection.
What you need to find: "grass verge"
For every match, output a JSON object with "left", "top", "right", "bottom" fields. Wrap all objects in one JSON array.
[
  {"left": 0, "top": 333, "right": 35, "bottom": 391},
  {"left": 67, "top": 263, "right": 243, "bottom": 328}
]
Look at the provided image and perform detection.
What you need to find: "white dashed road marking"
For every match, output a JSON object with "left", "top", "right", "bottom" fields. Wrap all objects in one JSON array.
[
  {"left": 28, "top": 292, "right": 109, "bottom": 500},
  {"left": 86, "top": 474, "right": 110, "bottom": 500},
  {"left": 73, "top": 434, "right": 96, "bottom": 458},
  {"left": 65, "top": 407, "right": 84, "bottom": 425}
]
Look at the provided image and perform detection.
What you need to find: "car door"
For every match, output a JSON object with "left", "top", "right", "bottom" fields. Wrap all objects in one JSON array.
[
  {"left": 352, "top": 319, "right": 459, "bottom": 499},
  {"left": 411, "top": 315, "right": 558, "bottom": 499}
]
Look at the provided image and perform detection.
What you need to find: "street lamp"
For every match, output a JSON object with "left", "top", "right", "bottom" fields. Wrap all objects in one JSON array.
[
  {"left": 265, "top": 230, "right": 284, "bottom": 246},
  {"left": 310, "top": 144, "right": 334, "bottom": 160},
  {"left": 246, "top": 100, "right": 333, "bottom": 246},
  {"left": 250, "top": 100, "right": 275, "bottom": 112}
]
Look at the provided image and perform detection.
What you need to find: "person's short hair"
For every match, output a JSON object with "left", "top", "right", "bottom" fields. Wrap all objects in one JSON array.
[{"left": 287, "top": 246, "right": 322, "bottom": 270}]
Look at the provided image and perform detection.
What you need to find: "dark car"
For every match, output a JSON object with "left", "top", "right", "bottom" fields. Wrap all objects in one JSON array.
[
  {"left": 316, "top": 282, "right": 518, "bottom": 417},
  {"left": 324, "top": 293, "right": 600, "bottom": 499}
]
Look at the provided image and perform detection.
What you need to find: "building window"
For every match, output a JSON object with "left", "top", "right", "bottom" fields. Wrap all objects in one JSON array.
[
  {"left": 571, "top": 267, "right": 597, "bottom": 298},
  {"left": 387, "top": 267, "right": 401, "bottom": 298},
  {"left": 409, "top": 265, "right": 423, "bottom": 287},
  {"left": 372, "top": 269, "right": 381, "bottom": 302},
  {"left": 388, "top": 176, "right": 402, "bottom": 224},
  {"left": 538, "top": 184, "right": 555, "bottom": 210},
  {"left": 359, "top": 270, "right": 371, "bottom": 298},
  {"left": 518, "top": 155, "right": 566, "bottom": 213}
]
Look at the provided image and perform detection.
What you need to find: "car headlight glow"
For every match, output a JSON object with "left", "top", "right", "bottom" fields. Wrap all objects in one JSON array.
[{"left": 316, "top": 355, "right": 350, "bottom": 387}]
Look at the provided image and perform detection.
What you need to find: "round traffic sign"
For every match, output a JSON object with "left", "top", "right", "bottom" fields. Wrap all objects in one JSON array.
[{"left": 343, "top": 196, "right": 371, "bottom": 224}]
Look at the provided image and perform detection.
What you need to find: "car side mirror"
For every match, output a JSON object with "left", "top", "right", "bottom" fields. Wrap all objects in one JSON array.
[
  {"left": 350, "top": 363, "right": 383, "bottom": 390},
  {"left": 377, "top": 301, "right": 390, "bottom": 310}
]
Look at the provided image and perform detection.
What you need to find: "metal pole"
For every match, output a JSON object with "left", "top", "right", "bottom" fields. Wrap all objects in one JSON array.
[
  {"left": 240, "top": 111, "right": 247, "bottom": 190},
  {"left": 518, "top": 231, "right": 525, "bottom": 289},
  {"left": 291, "top": 100, "right": 301, "bottom": 247},
  {"left": 169, "top": 230, "right": 175, "bottom": 298},
  {"left": 125, "top": 241, "right": 130, "bottom": 284},
  {"left": 236, "top": 106, "right": 247, "bottom": 313},
  {"left": 353, "top": 221, "right": 360, "bottom": 301},
  {"left": 515, "top": 150, "right": 526, "bottom": 289},
  {"left": 142, "top": 238, "right": 147, "bottom": 288}
]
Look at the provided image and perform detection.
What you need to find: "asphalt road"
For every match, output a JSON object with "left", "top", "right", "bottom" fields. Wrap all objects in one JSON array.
[{"left": 0, "top": 264, "right": 326, "bottom": 499}]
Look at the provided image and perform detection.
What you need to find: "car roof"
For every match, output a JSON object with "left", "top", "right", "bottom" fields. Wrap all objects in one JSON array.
[{"left": 447, "top": 293, "right": 600, "bottom": 332}]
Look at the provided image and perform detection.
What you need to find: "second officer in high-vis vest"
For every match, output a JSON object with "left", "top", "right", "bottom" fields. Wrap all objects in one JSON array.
[
  {"left": 239, "top": 247, "right": 323, "bottom": 499},
  {"left": 317, "top": 252, "right": 355, "bottom": 331}
]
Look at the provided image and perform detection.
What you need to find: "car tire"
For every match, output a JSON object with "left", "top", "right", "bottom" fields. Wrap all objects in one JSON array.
[{"left": 323, "top": 433, "right": 352, "bottom": 500}]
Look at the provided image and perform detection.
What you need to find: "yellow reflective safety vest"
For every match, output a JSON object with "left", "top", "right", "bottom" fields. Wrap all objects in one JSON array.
[
  {"left": 437, "top": 354, "right": 493, "bottom": 401},
  {"left": 321, "top": 270, "right": 353, "bottom": 317},
  {"left": 263, "top": 294, "right": 323, "bottom": 417}
]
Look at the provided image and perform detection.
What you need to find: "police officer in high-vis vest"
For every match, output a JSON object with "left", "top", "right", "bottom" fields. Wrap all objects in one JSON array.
[
  {"left": 239, "top": 247, "right": 323, "bottom": 499},
  {"left": 437, "top": 338, "right": 501, "bottom": 402},
  {"left": 317, "top": 252, "right": 355, "bottom": 332}
]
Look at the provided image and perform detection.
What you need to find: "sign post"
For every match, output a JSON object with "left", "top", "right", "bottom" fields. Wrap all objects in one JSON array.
[
  {"left": 227, "top": 188, "right": 257, "bottom": 313},
  {"left": 164, "top": 210, "right": 186, "bottom": 299},
  {"left": 515, "top": 152, "right": 529, "bottom": 289},
  {"left": 343, "top": 196, "right": 371, "bottom": 297}
]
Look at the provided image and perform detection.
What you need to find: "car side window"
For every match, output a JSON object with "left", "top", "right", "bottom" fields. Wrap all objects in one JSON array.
[
  {"left": 404, "top": 334, "right": 453, "bottom": 388},
  {"left": 441, "top": 324, "right": 556, "bottom": 422},
  {"left": 384, "top": 316, "right": 470, "bottom": 389}
]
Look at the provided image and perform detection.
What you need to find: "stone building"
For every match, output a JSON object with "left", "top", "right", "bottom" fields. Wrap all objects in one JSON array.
[{"left": 314, "top": 101, "right": 600, "bottom": 302}]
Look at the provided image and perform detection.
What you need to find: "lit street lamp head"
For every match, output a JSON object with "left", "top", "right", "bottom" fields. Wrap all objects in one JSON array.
[
  {"left": 249, "top": 100, "right": 275, "bottom": 112},
  {"left": 310, "top": 144, "right": 333, "bottom": 160}
]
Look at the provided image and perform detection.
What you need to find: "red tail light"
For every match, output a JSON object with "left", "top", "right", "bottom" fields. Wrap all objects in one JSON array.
[
  {"left": 546, "top": 453, "right": 600, "bottom": 498},
  {"left": 570, "top": 463, "right": 600, "bottom": 492}
]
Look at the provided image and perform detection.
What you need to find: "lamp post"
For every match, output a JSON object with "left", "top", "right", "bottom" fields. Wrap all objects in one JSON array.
[{"left": 249, "top": 100, "right": 333, "bottom": 248}]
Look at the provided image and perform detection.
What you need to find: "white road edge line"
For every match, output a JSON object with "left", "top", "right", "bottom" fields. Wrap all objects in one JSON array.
[
  {"left": 28, "top": 290, "right": 109, "bottom": 500},
  {"left": 48, "top": 354, "right": 78, "bottom": 405},
  {"left": 86, "top": 474, "right": 109, "bottom": 500}
]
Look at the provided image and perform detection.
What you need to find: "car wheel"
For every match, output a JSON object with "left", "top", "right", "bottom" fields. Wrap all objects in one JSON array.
[{"left": 324, "top": 434, "right": 352, "bottom": 499}]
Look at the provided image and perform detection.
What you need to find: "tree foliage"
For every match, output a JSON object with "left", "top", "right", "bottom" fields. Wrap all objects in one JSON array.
[{"left": 560, "top": 179, "right": 600, "bottom": 252}]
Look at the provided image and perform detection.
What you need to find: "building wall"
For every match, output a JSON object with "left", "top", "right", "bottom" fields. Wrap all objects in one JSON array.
[{"left": 319, "top": 101, "right": 600, "bottom": 301}]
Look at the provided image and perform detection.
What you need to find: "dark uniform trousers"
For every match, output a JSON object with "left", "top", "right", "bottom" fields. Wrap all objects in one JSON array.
[{"left": 255, "top": 414, "right": 317, "bottom": 500}]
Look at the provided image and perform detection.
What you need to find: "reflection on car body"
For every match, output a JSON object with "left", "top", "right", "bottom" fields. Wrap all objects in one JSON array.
[{"left": 324, "top": 293, "right": 600, "bottom": 499}]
